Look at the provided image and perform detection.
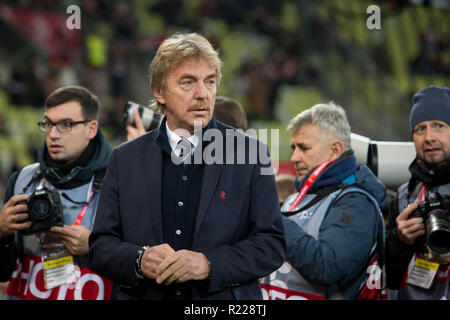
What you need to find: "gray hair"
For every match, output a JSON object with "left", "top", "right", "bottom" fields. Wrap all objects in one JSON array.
[
  {"left": 287, "top": 102, "right": 352, "bottom": 150},
  {"left": 149, "top": 32, "right": 222, "bottom": 114}
]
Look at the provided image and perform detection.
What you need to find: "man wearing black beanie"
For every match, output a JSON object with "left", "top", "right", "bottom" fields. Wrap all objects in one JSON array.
[{"left": 386, "top": 85, "right": 450, "bottom": 300}]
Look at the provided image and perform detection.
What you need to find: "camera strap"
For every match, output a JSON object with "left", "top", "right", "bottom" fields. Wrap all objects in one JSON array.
[
  {"left": 37, "top": 177, "right": 46, "bottom": 188},
  {"left": 72, "top": 176, "right": 95, "bottom": 226},
  {"left": 287, "top": 160, "right": 334, "bottom": 212},
  {"left": 419, "top": 184, "right": 426, "bottom": 202},
  {"left": 38, "top": 175, "right": 95, "bottom": 226},
  {"left": 20, "top": 168, "right": 43, "bottom": 194}
]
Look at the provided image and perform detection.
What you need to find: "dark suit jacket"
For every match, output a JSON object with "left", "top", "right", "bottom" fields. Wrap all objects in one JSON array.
[{"left": 88, "top": 119, "right": 286, "bottom": 299}]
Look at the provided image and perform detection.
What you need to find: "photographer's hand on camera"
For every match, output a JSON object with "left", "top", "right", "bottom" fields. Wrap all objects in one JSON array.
[
  {"left": 126, "top": 108, "right": 146, "bottom": 141},
  {"left": 396, "top": 200, "right": 426, "bottom": 245},
  {"left": 50, "top": 224, "right": 91, "bottom": 256},
  {"left": 0, "top": 194, "right": 31, "bottom": 239},
  {"left": 427, "top": 248, "right": 450, "bottom": 265}
]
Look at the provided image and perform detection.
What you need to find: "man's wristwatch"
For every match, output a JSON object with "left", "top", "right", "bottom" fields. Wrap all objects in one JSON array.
[{"left": 135, "top": 246, "right": 148, "bottom": 280}]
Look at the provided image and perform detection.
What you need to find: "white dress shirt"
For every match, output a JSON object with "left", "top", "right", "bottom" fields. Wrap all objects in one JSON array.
[{"left": 165, "top": 121, "right": 199, "bottom": 157}]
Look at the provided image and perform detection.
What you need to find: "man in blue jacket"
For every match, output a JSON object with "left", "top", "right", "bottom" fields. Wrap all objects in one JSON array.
[
  {"left": 88, "top": 32, "right": 286, "bottom": 300},
  {"left": 261, "top": 102, "right": 386, "bottom": 300}
]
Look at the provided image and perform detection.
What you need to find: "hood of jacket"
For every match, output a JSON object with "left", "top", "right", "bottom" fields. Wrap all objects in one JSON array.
[
  {"left": 37, "top": 129, "right": 112, "bottom": 189},
  {"left": 354, "top": 164, "right": 387, "bottom": 208}
]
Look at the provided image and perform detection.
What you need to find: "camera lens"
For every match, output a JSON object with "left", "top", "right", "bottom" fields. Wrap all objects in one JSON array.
[
  {"left": 123, "top": 101, "right": 162, "bottom": 132},
  {"left": 29, "top": 197, "right": 50, "bottom": 220},
  {"left": 426, "top": 209, "right": 450, "bottom": 255},
  {"left": 123, "top": 102, "right": 141, "bottom": 126},
  {"left": 428, "top": 230, "right": 450, "bottom": 255}
]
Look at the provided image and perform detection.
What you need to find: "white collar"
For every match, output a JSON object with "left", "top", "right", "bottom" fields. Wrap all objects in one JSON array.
[{"left": 165, "top": 121, "right": 199, "bottom": 155}]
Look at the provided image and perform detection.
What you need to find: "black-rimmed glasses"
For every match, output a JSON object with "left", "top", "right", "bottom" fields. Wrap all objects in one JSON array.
[{"left": 37, "top": 119, "right": 91, "bottom": 133}]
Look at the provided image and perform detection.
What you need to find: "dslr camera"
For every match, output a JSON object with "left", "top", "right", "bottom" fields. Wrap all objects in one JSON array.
[
  {"left": 123, "top": 101, "right": 162, "bottom": 132},
  {"left": 410, "top": 192, "right": 450, "bottom": 254},
  {"left": 20, "top": 186, "right": 63, "bottom": 235}
]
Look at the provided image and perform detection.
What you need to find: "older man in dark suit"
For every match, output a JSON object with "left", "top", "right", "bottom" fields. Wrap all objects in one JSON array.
[{"left": 88, "top": 32, "right": 285, "bottom": 300}]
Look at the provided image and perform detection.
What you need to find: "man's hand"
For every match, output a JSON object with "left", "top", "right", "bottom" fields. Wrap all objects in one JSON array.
[
  {"left": 140, "top": 243, "right": 175, "bottom": 280},
  {"left": 156, "top": 250, "right": 210, "bottom": 286},
  {"left": 396, "top": 200, "right": 425, "bottom": 245},
  {"left": 126, "top": 108, "right": 146, "bottom": 141},
  {"left": 0, "top": 194, "right": 31, "bottom": 238},
  {"left": 50, "top": 225, "right": 91, "bottom": 256},
  {"left": 427, "top": 248, "right": 450, "bottom": 265}
]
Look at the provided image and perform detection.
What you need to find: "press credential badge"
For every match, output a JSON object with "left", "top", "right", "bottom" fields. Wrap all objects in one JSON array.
[
  {"left": 40, "top": 233, "right": 75, "bottom": 290},
  {"left": 406, "top": 255, "right": 440, "bottom": 289}
]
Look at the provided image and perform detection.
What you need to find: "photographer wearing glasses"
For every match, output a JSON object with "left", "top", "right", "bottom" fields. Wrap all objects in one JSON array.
[
  {"left": 0, "top": 86, "right": 113, "bottom": 300},
  {"left": 386, "top": 85, "right": 450, "bottom": 300}
]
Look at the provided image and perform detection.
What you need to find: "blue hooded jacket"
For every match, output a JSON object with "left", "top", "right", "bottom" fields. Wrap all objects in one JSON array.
[{"left": 283, "top": 150, "right": 386, "bottom": 298}]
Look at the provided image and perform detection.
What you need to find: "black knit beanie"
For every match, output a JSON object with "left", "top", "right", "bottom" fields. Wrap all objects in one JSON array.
[{"left": 409, "top": 85, "right": 450, "bottom": 134}]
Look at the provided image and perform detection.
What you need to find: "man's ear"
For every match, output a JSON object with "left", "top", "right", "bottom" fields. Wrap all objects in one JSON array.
[
  {"left": 329, "top": 140, "right": 345, "bottom": 160},
  {"left": 153, "top": 86, "right": 165, "bottom": 105},
  {"left": 87, "top": 120, "right": 99, "bottom": 139}
]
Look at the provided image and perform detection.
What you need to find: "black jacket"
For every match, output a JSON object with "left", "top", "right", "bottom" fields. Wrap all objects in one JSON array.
[
  {"left": 385, "top": 157, "right": 450, "bottom": 289},
  {"left": 88, "top": 118, "right": 286, "bottom": 299}
]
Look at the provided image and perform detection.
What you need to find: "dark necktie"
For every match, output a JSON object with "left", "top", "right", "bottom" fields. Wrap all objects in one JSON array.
[{"left": 178, "top": 139, "right": 192, "bottom": 164}]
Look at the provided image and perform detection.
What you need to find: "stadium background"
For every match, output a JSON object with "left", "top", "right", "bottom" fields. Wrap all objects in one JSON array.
[{"left": 0, "top": 0, "right": 448, "bottom": 203}]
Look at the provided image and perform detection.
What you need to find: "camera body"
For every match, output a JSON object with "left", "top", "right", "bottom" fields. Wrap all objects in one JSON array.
[
  {"left": 20, "top": 186, "right": 63, "bottom": 235},
  {"left": 410, "top": 192, "right": 450, "bottom": 255},
  {"left": 123, "top": 101, "right": 162, "bottom": 132}
]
